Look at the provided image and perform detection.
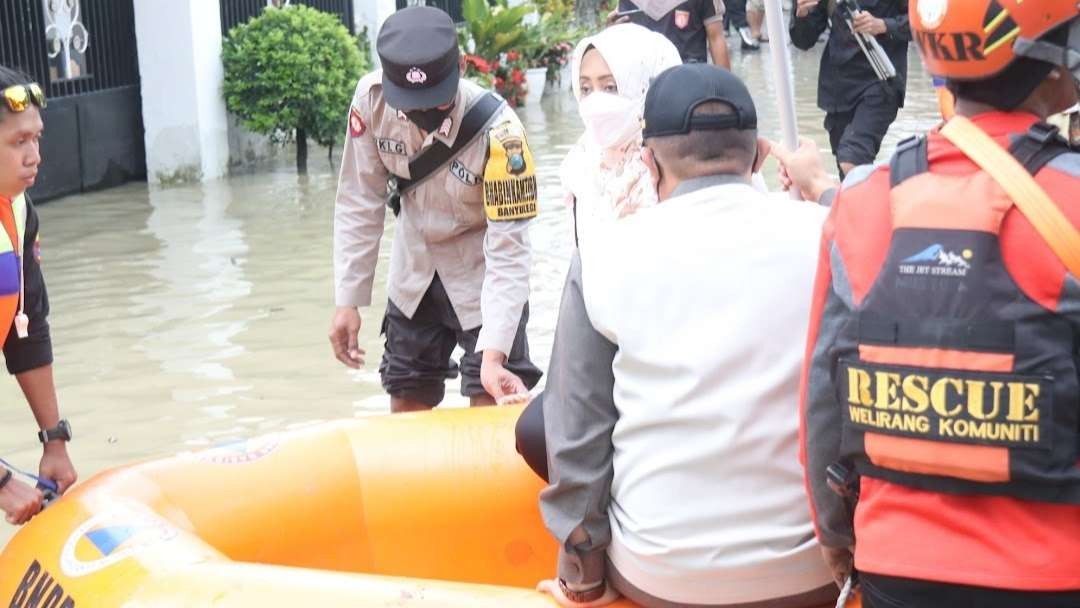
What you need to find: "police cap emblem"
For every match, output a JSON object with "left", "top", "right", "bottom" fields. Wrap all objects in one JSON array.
[{"left": 406, "top": 67, "right": 428, "bottom": 85}]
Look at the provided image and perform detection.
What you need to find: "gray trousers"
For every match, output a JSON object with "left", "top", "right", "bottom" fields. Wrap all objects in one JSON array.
[{"left": 608, "top": 562, "right": 838, "bottom": 608}]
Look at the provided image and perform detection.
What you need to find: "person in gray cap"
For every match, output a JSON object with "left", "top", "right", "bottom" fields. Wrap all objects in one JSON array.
[
  {"left": 536, "top": 63, "right": 835, "bottom": 607},
  {"left": 329, "top": 6, "right": 542, "bottom": 413}
]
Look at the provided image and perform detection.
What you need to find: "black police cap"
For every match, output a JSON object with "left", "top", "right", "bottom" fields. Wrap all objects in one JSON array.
[
  {"left": 642, "top": 64, "right": 758, "bottom": 139},
  {"left": 377, "top": 6, "right": 460, "bottom": 111}
]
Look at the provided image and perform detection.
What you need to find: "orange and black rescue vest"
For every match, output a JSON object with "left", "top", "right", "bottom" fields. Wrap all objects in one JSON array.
[
  {"left": 837, "top": 123, "right": 1080, "bottom": 504},
  {"left": 0, "top": 194, "right": 28, "bottom": 342}
]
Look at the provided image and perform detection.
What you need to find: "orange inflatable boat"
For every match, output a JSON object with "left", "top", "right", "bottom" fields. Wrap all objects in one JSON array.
[
  {"left": 0, "top": 406, "right": 852, "bottom": 607},
  {"left": 0, "top": 406, "right": 627, "bottom": 606}
]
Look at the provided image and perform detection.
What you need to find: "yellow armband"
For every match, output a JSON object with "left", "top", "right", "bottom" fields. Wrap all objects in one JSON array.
[{"left": 483, "top": 122, "right": 538, "bottom": 221}]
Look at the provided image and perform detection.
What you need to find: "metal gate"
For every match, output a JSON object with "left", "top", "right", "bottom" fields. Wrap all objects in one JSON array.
[
  {"left": 220, "top": 0, "right": 356, "bottom": 35},
  {"left": 0, "top": 0, "right": 145, "bottom": 202}
]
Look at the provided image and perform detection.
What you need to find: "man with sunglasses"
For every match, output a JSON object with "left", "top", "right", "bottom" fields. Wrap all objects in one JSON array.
[
  {"left": 0, "top": 65, "right": 77, "bottom": 525},
  {"left": 329, "top": 7, "right": 542, "bottom": 412}
]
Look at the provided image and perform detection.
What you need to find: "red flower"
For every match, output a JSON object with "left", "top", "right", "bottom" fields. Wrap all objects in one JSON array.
[
  {"left": 494, "top": 77, "right": 505, "bottom": 88},
  {"left": 465, "top": 54, "right": 491, "bottom": 74},
  {"left": 511, "top": 68, "right": 524, "bottom": 84},
  {"left": 507, "top": 50, "right": 521, "bottom": 62}
]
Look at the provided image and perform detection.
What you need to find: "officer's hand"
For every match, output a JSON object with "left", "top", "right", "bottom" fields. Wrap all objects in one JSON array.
[
  {"left": 0, "top": 475, "right": 43, "bottom": 525},
  {"left": 795, "top": 0, "right": 819, "bottom": 18},
  {"left": 329, "top": 307, "right": 365, "bottom": 369},
  {"left": 852, "top": 11, "right": 887, "bottom": 35},
  {"left": 767, "top": 137, "right": 839, "bottom": 203},
  {"left": 39, "top": 443, "right": 77, "bottom": 494},
  {"left": 821, "top": 545, "right": 854, "bottom": 588},
  {"left": 481, "top": 350, "right": 527, "bottom": 402}
]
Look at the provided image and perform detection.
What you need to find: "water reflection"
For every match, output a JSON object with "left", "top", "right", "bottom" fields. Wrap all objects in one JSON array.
[{"left": 0, "top": 45, "right": 938, "bottom": 545}]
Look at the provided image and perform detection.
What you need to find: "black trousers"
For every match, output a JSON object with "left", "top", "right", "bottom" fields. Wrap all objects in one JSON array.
[
  {"left": 862, "top": 574, "right": 1080, "bottom": 608},
  {"left": 515, "top": 391, "right": 549, "bottom": 481},
  {"left": 724, "top": 0, "right": 748, "bottom": 29},
  {"left": 824, "top": 86, "right": 901, "bottom": 174}
]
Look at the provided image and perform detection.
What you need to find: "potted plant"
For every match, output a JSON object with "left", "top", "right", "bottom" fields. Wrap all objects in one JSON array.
[
  {"left": 522, "top": 10, "right": 583, "bottom": 97},
  {"left": 459, "top": 0, "right": 536, "bottom": 106}
]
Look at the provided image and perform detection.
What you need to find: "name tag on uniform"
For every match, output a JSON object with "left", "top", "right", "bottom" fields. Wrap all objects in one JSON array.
[
  {"left": 449, "top": 159, "right": 480, "bottom": 186},
  {"left": 376, "top": 138, "right": 407, "bottom": 156}
]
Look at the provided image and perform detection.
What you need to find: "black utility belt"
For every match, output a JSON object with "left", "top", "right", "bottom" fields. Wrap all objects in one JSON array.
[{"left": 839, "top": 359, "right": 1053, "bottom": 450}]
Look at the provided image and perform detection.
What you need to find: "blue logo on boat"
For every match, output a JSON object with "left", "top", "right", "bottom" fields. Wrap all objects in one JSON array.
[{"left": 85, "top": 526, "right": 138, "bottom": 556}]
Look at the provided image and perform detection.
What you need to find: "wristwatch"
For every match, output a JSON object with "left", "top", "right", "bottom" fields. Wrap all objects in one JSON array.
[
  {"left": 558, "top": 579, "right": 606, "bottom": 604},
  {"left": 38, "top": 419, "right": 72, "bottom": 444}
]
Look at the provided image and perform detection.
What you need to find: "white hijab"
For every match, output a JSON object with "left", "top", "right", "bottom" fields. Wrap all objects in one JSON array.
[{"left": 560, "top": 25, "right": 682, "bottom": 241}]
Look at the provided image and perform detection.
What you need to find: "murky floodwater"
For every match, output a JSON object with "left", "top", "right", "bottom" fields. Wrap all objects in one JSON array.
[{"left": 0, "top": 43, "right": 937, "bottom": 545}]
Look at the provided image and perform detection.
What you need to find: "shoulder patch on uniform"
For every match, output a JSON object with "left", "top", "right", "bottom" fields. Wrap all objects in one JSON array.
[
  {"left": 483, "top": 121, "right": 538, "bottom": 221},
  {"left": 349, "top": 106, "right": 366, "bottom": 138}
]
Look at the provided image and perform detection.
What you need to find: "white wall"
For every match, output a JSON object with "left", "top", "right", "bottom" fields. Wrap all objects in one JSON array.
[
  {"left": 354, "top": 0, "right": 400, "bottom": 68},
  {"left": 135, "top": 0, "right": 395, "bottom": 185},
  {"left": 134, "top": 0, "right": 230, "bottom": 185}
]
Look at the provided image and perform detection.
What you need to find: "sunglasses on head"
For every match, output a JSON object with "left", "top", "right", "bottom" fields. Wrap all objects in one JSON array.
[{"left": 2, "top": 83, "right": 47, "bottom": 113}]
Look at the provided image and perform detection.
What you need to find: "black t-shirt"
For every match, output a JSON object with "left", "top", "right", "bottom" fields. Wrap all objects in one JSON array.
[
  {"left": 618, "top": 0, "right": 724, "bottom": 63},
  {"left": 790, "top": 0, "right": 911, "bottom": 112}
]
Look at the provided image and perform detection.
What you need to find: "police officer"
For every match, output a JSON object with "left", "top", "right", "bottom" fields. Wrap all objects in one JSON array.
[
  {"left": 611, "top": 0, "right": 731, "bottom": 66},
  {"left": 329, "top": 7, "right": 542, "bottom": 413}
]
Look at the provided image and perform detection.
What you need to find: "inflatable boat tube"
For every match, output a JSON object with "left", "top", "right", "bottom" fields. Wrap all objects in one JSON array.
[{"left": 0, "top": 405, "right": 851, "bottom": 607}]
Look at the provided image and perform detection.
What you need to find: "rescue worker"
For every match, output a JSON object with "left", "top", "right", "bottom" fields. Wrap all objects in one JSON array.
[
  {"left": 329, "top": 7, "right": 542, "bottom": 413},
  {"left": 791, "top": 0, "right": 910, "bottom": 177},
  {"left": 781, "top": 1, "right": 1080, "bottom": 605},
  {"left": 0, "top": 65, "right": 77, "bottom": 524}
]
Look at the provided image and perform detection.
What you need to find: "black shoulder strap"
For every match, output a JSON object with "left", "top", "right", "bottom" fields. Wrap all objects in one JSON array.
[
  {"left": 889, "top": 122, "right": 1073, "bottom": 189},
  {"left": 889, "top": 134, "right": 929, "bottom": 188},
  {"left": 396, "top": 93, "right": 504, "bottom": 195},
  {"left": 1007, "top": 121, "right": 1071, "bottom": 176}
]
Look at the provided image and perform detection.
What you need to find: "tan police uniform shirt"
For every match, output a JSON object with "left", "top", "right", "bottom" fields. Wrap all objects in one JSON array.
[{"left": 334, "top": 72, "right": 537, "bottom": 356}]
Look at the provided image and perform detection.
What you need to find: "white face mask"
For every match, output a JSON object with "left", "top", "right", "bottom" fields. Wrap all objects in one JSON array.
[{"left": 578, "top": 92, "right": 643, "bottom": 150}]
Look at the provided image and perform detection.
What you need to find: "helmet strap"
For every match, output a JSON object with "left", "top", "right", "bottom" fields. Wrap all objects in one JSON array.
[{"left": 1014, "top": 20, "right": 1080, "bottom": 83}]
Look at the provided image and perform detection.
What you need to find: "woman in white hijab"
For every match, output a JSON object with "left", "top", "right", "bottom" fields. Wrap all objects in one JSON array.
[
  {"left": 561, "top": 24, "right": 766, "bottom": 248},
  {"left": 561, "top": 24, "right": 682, "bottom": 246}
]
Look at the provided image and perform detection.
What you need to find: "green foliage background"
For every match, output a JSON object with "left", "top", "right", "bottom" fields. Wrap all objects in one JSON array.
[{"left": 222, "top": 5, "right": 368, "bottom": 153}]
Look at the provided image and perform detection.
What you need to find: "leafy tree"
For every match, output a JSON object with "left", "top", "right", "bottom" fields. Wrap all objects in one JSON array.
[{"left": 222, "top": 5, "right": 367, "bottom": 174}]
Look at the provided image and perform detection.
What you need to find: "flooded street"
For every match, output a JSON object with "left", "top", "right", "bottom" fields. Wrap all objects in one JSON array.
[{"left": 0, "top": 44, "right": 937, "bottom": 545}]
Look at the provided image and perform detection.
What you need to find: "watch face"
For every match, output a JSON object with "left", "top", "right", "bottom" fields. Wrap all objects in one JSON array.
[{"left": 58, "top": 419, "right": 72, "bottom": 440}]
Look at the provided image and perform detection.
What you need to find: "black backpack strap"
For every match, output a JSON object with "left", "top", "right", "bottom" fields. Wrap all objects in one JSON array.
[
  {"left": 888, "top": 123, "right": 1072, "bottom": 193},
  {"left": 1007, "top": 122, "right": 1072, "bottom": 176},
  {"left": 889, "top": 134, "right": 929, "bottom": 188},
  {"left": 386, "top": 93, "right": 505, "bottom": 216}
]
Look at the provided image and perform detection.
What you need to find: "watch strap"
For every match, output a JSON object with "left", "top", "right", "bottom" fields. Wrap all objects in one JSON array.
[
  {"left": 558, "top": 579, "right": 606, "bottom": 604},
  {"left": 38, "top": 420, "right": 70, "bottom": 443}
]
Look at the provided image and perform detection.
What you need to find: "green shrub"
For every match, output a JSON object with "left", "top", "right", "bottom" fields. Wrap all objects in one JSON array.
[
  {"left": 222, "top": 5, "right": 367, "bottom": 173},
  {"left": 460, "top": 0, "right": 535, "bottom": 59}
]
